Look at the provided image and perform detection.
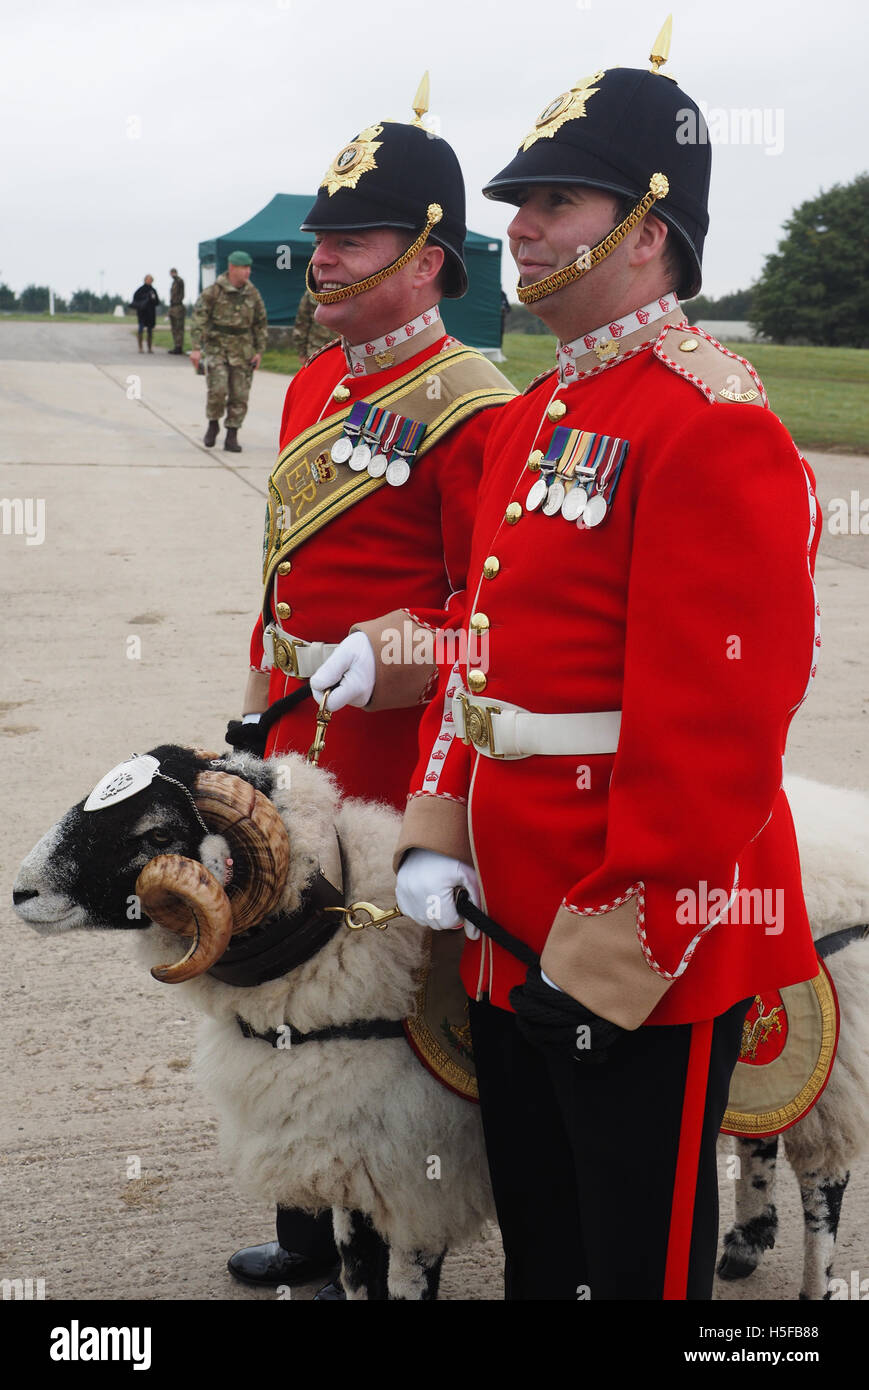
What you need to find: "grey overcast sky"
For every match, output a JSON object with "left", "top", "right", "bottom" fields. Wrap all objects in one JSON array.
[{"left": 1, "top": 0, "right": 866, "bottom": 305}]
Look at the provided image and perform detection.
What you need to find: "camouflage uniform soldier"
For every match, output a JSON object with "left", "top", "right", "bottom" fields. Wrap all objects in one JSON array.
[
  {"left": 190, "top": 251, "right": 268, "bottom": 453},
  {"left": 291, "top": 287, "right": 333, "bottom": 361},
  {"left": 168, "top": 269, "right": 186, "bottom": 354}
]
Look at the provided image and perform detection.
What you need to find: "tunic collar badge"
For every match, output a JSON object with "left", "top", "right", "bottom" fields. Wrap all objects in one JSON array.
[
  {"left": 343, "top": 305, "right": 443, "bottom": 376},
  {"left": 556, "top": 292, "right": 679, "bottom": 384}
]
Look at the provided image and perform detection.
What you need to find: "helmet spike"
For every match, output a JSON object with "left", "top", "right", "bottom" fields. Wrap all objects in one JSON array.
[
  {"left": 411, "top": 71, "right": 431, "bottom": 127},
  {"left": 649, "top": 15, "right": 672, "bottom": 74}
]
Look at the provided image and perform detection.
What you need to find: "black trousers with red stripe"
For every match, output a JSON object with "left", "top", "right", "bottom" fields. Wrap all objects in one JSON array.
[{"left": 468, "top": 995, "right": 749, "bottom": 1300}]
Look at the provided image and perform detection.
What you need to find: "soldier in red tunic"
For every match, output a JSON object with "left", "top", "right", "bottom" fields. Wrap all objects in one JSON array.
[
  {"left": 395, "top": 30, "right": 821, "bottom": 1299},
  {"left": 226, "top": 87, "right": 514, "bottom": 1296}
]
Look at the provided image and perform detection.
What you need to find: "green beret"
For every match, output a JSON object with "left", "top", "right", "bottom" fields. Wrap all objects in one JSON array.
[{"left": 227, "top": 250, "right": 253, "bottom": 266}]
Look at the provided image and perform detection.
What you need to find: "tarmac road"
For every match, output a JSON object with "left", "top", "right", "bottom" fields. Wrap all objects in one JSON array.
[
  {"left": 0, "top": 319, "right": 145, "bottom": 363},
  {"left": 1, "top": 319, "right": 866, "bottom": 1304}
]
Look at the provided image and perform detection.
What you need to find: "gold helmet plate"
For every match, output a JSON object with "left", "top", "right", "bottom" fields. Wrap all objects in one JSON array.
[
  {"left": 520, "top": 72, "right": 605, "bottom": 152},
  {"left": 320, "top": 125, "right": 384, "bottom": 197}
]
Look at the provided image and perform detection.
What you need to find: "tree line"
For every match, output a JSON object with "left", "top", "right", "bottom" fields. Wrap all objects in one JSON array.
[{"left": 0, "top": 284, "right": 127, "bottom": 314}]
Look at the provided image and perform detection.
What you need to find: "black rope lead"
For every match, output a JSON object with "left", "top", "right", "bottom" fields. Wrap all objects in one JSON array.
[
  {"left": 453, "top": 887, "right": 626, "bottom": 1062},
  {"left": 258, "top": 683, "right": 314, "bottom": 733},
  {"left": 454, "top": 887, "right": 539, "bottom": 967},
  {"left": 225, "top": 683, "right": 313, "bottom": 754}
]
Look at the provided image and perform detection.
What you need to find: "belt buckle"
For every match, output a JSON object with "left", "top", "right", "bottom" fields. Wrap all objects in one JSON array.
[
  {"left": 273, "top": 635, "right": 307, "bottom": 678},
  {"left": 459, "top": 694, "right": 503, "bottom": 758}
]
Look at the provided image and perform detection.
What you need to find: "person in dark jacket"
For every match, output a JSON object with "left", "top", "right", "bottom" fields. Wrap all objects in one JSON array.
[{"left": 131, "top": 275, "right": 159, "bottom": 353}]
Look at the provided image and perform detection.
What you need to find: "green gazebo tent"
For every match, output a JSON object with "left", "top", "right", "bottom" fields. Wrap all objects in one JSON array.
[{"left": 198, "top": 194, "right": 504, "bottom": 353}]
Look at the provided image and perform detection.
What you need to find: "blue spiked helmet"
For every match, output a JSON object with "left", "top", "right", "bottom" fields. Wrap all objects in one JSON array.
[
  {"left": 483, "top": 19, "right": 711, "bottom": 299},
  {"left": 302, "top": 75, "right": 468, "bottom": 301}
]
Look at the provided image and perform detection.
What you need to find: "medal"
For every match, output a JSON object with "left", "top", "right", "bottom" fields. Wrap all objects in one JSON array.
[
  {"left": 331, "top": 437, "right": 353, "bottom": 464},
  {"left": 369, "top": 410, "right": 403, "bottom": 480},
  {"left": 386, "top": 458, "right": 411, "bottom": 487},
  {"left": 330, "top": 400, "right": 368, "bottom": 464},
  {"left": 543, "top": 480, "right": 565, "bottom": 515},
  {"left": 526, "top": 477, "right": 548, "bottom": 511},
  {"left": 377, "top": 415, "right": 425, "bottom": 484},
  {"left": 353, "top": 404, "right": 390, "bottom": 472},
  {"left": 583, "top": 493, "right": 608, "bottom": 527},
  {"left": 532, "top": 425, "right": 573, "bottom": 515},
  {"left": 561, "top": 485, "right": 587, "bottom": 521}
]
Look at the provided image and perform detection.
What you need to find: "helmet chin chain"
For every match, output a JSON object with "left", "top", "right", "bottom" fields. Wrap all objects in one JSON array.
[
  {"left": 306, "top": 202, "right": 443, "bottom": 305},
  {"left": 517, "top": 173, "right": 669, "bottom": 305}
]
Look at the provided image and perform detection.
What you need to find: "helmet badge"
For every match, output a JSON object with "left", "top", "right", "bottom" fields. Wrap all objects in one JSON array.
[
  {"left": 321, "top": 125, "right": 384, "bottom": 196},
  {"left": 520, "top": 71, "right": 605, "bottom": 152}
]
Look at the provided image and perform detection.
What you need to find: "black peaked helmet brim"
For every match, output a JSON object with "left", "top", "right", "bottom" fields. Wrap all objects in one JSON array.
[
  {"left": 302, "top": 122, "right": 468, "bottom": 298},
  {"left": 483, "top": 68, "right": 711, "bottom": 299}
]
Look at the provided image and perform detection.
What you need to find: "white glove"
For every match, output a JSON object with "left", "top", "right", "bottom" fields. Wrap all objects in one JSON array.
[
  {"left": 395, "top": 848, "right": 481, "bottom": 940},
  {"left": 311, "top": 632, "right": 376, "bottom": 712}
]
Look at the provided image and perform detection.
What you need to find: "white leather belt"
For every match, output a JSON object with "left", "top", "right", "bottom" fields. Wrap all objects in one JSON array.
[
  {"left": 262, "top": 624, "right": 338, "bottom": 679},
  {"left": 452, "top": 691, "right": 621, "bottom": 760}
]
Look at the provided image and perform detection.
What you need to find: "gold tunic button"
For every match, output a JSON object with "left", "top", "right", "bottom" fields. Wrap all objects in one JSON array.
[
  {"left": 467, "top": 669, "right": 488, "bottom": 694},
  {"left": 470, "top": 612, "right": 490, "bottom": 632},
  {"left": 679, "top": 338, "right": 699, "bottom": 353},
  {"left": 505, "top": 502, "right": 522, "bottom": 525},
  {"left": 527, "top": 449, "right": 544, "bottom": 472},
  {"left": 547, "top": 399, "right": 567, "bottom": 422},
  {"left": 276, "top": 602, "right": 292, "bottom": 620},
  {"left": 333, "top": 384, "right": 351, "bottom": 401},
  {"left": 482, "top": 556, "right": 500, "bottom": 579},
  {"left": 277, "top": 561, "right": 292, "bottom": 575}
]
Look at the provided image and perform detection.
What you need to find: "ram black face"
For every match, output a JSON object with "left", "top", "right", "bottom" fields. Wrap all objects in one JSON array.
[{"left": 12, "top": 745, "right": 273, "bottom": 934}]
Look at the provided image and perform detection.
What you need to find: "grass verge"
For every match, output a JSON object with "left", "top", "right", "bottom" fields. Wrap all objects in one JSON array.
[{"left": 8, "top": 316, "right": 865, "bottom": 452}]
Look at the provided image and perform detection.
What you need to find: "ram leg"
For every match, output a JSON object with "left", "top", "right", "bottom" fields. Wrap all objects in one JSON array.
[
  {"left": 387, "top": 1246, "right": 446, "bottom": 1301},
  {"left": 331, "top": 1208, "right": 390, "bottom": 1301},
  {"left": 717, "top": 1135, "right": 779, "bottom": 1280},
  {"left": 796, "top": 1168, "right": 850, "bottom": 1301}
]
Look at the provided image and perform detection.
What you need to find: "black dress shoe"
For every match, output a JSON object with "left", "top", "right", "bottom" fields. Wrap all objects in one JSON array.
[
  {"left": 313, "top": 1280, "right": 346, "bottom": 1300},
  {"left": 227, "top": 1241, "right": 339, "bottom": 1288}
]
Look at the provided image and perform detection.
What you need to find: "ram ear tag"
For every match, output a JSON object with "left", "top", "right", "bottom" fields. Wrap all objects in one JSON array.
[{"left": 84, "top": 754, "right": 161, "bottom": 812}]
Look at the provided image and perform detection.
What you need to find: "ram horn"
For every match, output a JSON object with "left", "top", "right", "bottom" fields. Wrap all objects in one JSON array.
[
  {"left": 136, "top": 855, "right": 235, "bottom": 983},
  {"left": 192, "top": 770, "right": 290, "bottom": 934}
]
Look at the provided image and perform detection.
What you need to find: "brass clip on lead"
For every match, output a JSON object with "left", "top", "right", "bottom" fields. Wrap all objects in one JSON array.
[
  {"left": 307, "top": 689, "right": 334, "bottom": 767},
  {"left": 324, "top": 902, "right": 403, "bottom": 931}
]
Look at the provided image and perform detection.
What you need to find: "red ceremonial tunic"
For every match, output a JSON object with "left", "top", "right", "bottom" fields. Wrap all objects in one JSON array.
[
  {"left": 399, "top": 303, "right": 821, "bottom": 1026},
  {"left": 249, "top": 320, "right": 510, "bottom": 810}
]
